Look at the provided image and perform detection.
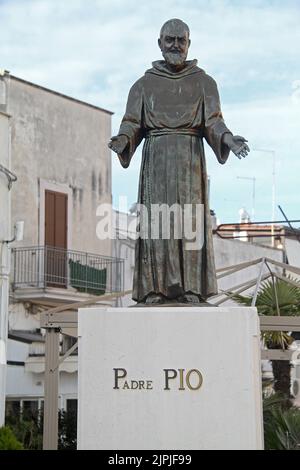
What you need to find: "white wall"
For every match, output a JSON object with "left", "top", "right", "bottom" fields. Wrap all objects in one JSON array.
[
  {"left": 214, "top": 236, "right": 283, "bottom": 299},
  {"left": 8, "top": 302, "right": 40, "bottom": 331},
  {"left": 78, "top": 307, "right": 263, "bottom": 450},
  {"left": 112, "top": 210, "right": 136, "bottom": 307},
  {"left": 285, "top": 238, "right": 300, "bottom": 280},
  {"left": 6, "top": 338, "right": 77, "bottom": 409}
]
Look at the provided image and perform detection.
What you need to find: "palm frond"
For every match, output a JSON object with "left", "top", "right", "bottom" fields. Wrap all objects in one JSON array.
[{"left": 231, "top": 277, "right": 300, "bottom": 317}]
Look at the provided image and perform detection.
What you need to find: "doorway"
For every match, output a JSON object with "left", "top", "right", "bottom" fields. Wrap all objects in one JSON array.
[{"left": 45, "top": 190, "right": 68, "bottom": 287}]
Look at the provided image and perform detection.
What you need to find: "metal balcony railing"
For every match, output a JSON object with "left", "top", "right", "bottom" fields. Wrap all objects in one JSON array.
[{"left": 12, "top": 246, "right": 124, "bottom": 295}]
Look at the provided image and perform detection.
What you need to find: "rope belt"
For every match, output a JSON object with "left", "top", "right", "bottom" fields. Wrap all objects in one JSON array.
[{"left": 145, "top": 128, "right": 201, "bottom": 138}]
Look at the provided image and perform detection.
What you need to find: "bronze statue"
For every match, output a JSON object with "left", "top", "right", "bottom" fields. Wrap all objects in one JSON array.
[{"left": 109, "top": 19, "right": 249, "bottom": 305}]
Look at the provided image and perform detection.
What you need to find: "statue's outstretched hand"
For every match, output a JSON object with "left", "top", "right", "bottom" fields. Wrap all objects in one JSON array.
[
  {"left": 222, "top": 133, "right": 250, "bottom": 159},
  {"left": 108, "top": 135, "right": 128, "bottom": 155}
]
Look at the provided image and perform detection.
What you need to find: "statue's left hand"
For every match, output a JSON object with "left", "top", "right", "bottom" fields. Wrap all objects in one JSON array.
[{"left": 222, "top": 134, "right": 250, "bottom": 159}]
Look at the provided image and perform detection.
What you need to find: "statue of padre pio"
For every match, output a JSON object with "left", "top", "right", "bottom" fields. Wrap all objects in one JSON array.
[{"left": 109, "top": 19, "right": 249, "bottom": 305}]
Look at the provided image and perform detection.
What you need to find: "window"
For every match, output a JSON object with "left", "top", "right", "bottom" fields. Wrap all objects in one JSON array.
[
  {"left": 66, "top": 399, "right": 77, "bottom": 415},
  {"left": 62, "top": 336, "right": 78, "bottom": 355},
  {"left": 22, "top": 400, "right": 39, "bottom": 420},
  {"left": 5, "top": 398, "right": 44, "bottom": 422},
  {"left": 5, "top": 401, "right": 20, "bottom": 421}
]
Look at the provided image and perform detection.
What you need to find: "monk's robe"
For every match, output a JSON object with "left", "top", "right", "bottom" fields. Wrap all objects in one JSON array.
[{"left": 117, "top": 59, "right": 232, "bottom": 302}]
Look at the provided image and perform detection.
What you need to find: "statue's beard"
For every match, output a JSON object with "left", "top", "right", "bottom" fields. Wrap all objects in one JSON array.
[{"left": 163, "top": 51, "right": 187, "bottom": 67}]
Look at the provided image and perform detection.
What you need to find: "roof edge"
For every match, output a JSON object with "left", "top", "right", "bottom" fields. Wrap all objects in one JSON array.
[{"left": 10, "top": 74, "right": 114, "bottom": 115}]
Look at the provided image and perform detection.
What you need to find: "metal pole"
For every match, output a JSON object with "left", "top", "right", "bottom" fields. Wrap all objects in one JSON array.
[
  {"left": 43, "top": 328, "right": 60, "bottom": 450},
  {"left": 271, "top": 151, "right": 276, "bottom": 247},
  {"left": 236, "top": 176, "right": 256, "bottom": 220},
  {"left": 251, "top": 258, "right": 266, "bottom": 307},
  {"left": 253, "top": 177, "right": 256, "bottom": 221},
  {"left": 85, "top": 252, "right": 88, "bottom": 293},
  {"left": 278, "top": 205, "right": 300, "bottom": 244},
  {"left": 253, "top": 148, "right": 276, "bottom": 246},
  {"left": 0, "top": 114, "right": 12, "bottom": 427},
  {"left": 0, "top": 242, "right": 10, "bottom": 426}
]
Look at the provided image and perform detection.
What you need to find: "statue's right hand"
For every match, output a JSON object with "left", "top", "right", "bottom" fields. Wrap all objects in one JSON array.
[{"left": 108, "top": 135, "right": 129, "bottom": 155}]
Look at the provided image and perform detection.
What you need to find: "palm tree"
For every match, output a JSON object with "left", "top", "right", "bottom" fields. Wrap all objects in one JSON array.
[
  {"left": 263, "top": 393, "right": 300, "bottom": 450},
  {"left": 232, "top": 277, "right": 300, "bottom": 403}
]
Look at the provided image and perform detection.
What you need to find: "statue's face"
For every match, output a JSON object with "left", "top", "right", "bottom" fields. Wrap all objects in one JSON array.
[{"left": 159, "top": 24, "right": 190, "bottom": 67}]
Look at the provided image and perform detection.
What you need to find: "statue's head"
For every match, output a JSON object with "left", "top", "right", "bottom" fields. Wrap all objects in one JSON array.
[{"left": 158, "top": 19, "right": 191, "bottom": 69}]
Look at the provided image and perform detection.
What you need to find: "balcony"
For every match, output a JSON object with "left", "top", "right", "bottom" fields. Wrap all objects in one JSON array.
[{"left": 11, "top": 246, "right": 124, "bottom": 305}]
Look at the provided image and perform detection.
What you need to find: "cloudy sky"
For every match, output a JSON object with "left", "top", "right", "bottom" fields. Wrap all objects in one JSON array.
[{"left": 1, "top": 0, "right": 300, "bottom": 223}]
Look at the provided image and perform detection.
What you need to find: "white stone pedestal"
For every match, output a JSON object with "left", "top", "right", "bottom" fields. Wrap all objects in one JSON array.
[{"left": 77, "top": 307, "right": 263, "bottom": 450}]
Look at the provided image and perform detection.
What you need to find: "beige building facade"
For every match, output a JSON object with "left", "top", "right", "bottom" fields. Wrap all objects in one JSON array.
[{"left": 0, "top": 72, "right": 121, "bottom": 418}]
